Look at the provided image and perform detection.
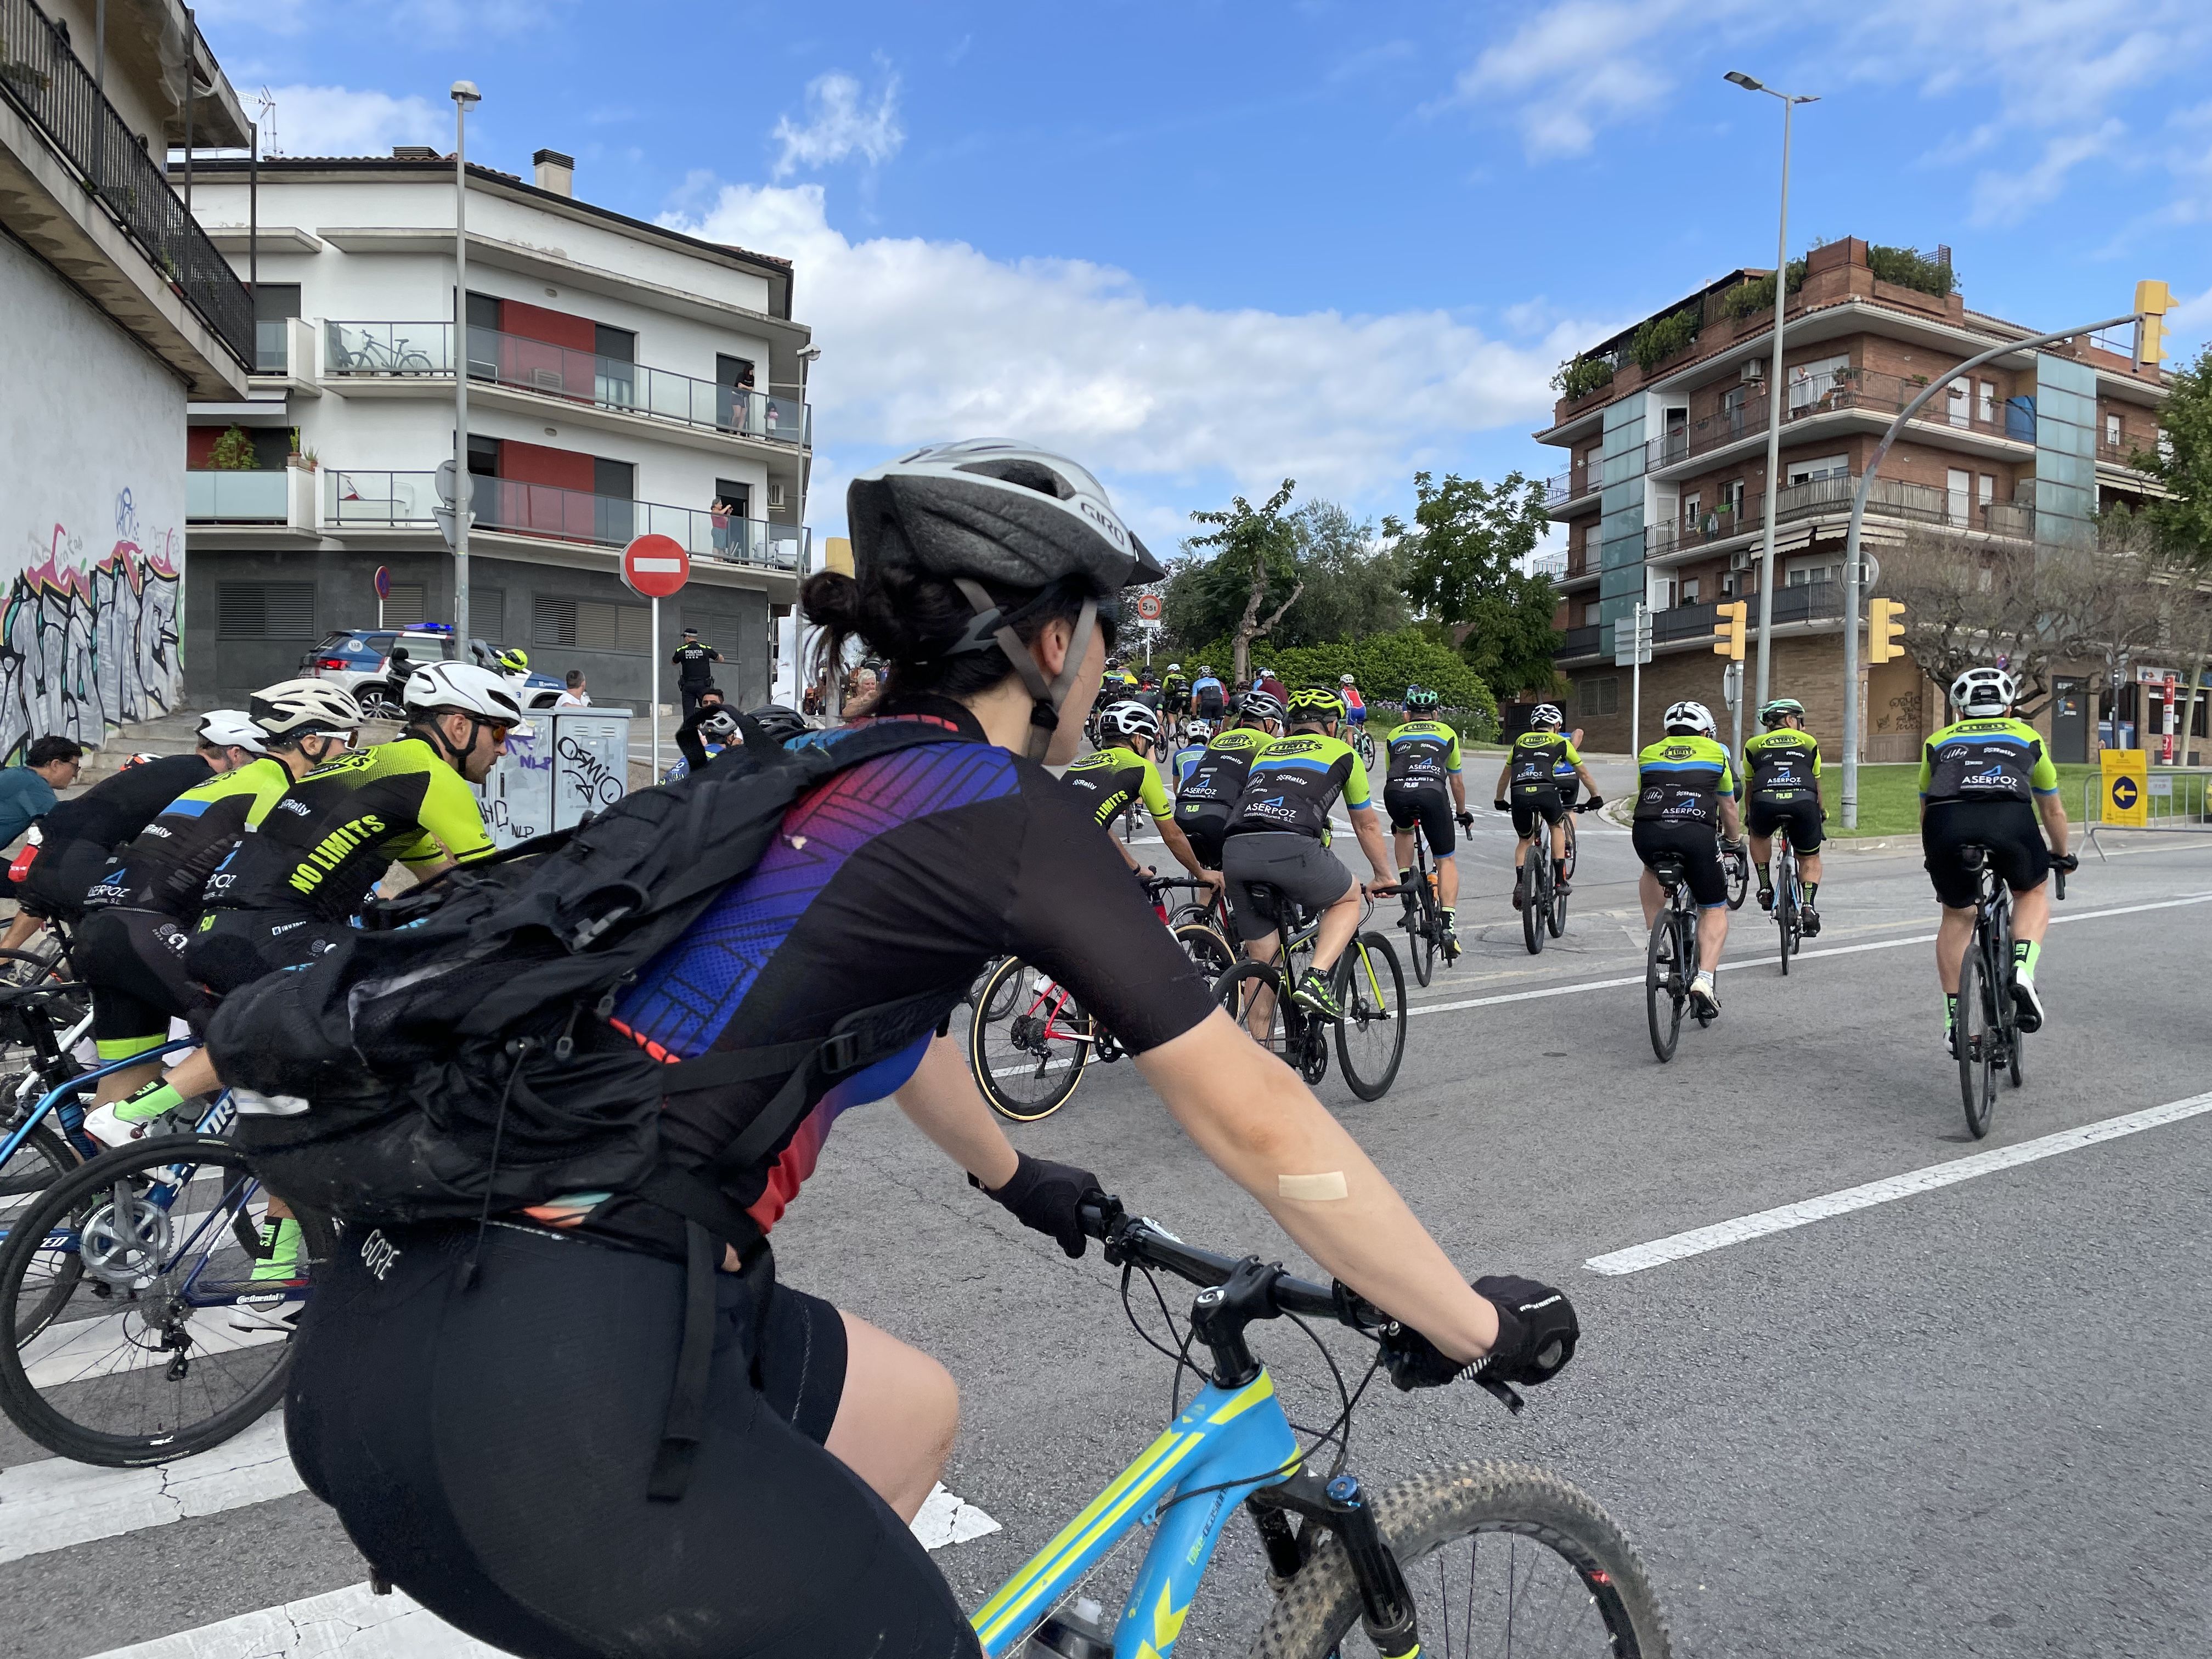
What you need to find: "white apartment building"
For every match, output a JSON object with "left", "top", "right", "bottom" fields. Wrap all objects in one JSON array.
[
  {"left": 179, "top": 146, "right": 814, "bottom": 708},
  {"left": 1, "top": 0, "right": 253, "bottom": 754}
]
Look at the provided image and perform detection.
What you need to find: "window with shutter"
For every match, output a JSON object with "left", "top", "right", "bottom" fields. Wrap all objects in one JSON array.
[
  {"left": 218, "top": 583, "right": 317, "bottom": 638},
  {"left": 533, "top": 595, "right": 650, "bottom": 653}
]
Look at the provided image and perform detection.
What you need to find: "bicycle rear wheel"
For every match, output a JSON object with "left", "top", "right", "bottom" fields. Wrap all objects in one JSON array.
[
  {"left": 1334, "top": 932, "right": 1405, "bottom": 1101},
  {"left": 1560, "top": 815, "right": 1579, "bottom": 882},
  {"left": 1956, "top": 947, "right": 1996, "bottom": 1139},
  {"left": 0, "top": 1124, "right": 82, "bottom": 1341},
  {"left": 1776, "top": 871, "right": 1797, "bottom": 975},
  {"left": 1407, "top": 869, "right": 1438, "bottom": 989},
  {"left": 1255, "top": 1460, "right": 1673, "bottom": 1658},
  {"left": 1170, "top": 920, "right": 1234, "bottom": 985},
  {"left": 968, "top": 956, "right": 1092, "bottom": 1122},
  {"left": 1646, "top": 907, "right": 1683, "bottom": 1063},
  {"left": 1546, "top": 861, "right": 1569, "bottom": 939},
  {"left": 1216, "top": 961, "right": 1291, "bottom": 1064},
  {"left": 1722, "top": 843, "right": 1749, "bottom": 910},
  {"left": 0, "top": 1136, "right": 332, "bottom": 1466}
]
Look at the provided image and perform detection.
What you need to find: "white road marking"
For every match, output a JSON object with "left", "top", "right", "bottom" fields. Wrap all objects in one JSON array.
[
  {"left": 1585, "top": 1090, "right": 2212, "bottom": 1276},
  {"left": 20, "top": 1308, "right": 285, "bottom": 1389}
]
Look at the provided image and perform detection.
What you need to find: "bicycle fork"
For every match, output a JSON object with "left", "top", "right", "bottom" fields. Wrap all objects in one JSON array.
[{"left": 1248, "top": 1470, "right": 1419, "bottom": 1655}]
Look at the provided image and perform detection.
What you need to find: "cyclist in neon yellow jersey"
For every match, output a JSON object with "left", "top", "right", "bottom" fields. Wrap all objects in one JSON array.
[{"left": 1062, "top": 700, "right": 1221, "bottom": 890}]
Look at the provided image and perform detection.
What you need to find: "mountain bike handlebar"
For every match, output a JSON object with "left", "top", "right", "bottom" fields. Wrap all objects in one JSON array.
[{"left": 1077, "top": 1193, "right": 1391, "bottom": 1335}]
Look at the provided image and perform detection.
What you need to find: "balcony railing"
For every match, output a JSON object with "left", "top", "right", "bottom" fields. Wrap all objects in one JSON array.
[
  {"left": 255, "top": 320, "right": 289, "bottom": 373},
  {"left": 185, "top": 469, "right": 287, "bottom": 522},
  {"left": 1647, "top": 474, "right": 2037, "bottom": 558},
  {"left": 1653, "top": 602, "right": 1719, "bottom": 644},
  {"left": 1559, "top": 623, "right": 1604, "bottom": 658},
  {"left": 323, "top": 469, "right": 808, "bottom": 572},
  {"left": 0, "top": 0, "right": 255, "bottom": 365},
  {"left": 1647, "top": 365, "right": 2033, "bottom": 475},
  {"left": 324, "top": 321, "right": 811, "bottom": 447}
]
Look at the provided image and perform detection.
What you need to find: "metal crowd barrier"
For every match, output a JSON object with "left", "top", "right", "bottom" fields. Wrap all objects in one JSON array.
[{"left": 2081, "top": 766, "right": 2212, "bottom": 860}]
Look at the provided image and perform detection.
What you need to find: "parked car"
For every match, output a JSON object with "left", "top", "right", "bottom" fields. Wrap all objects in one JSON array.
[{"left": 300, "top": 623, "right": 563, "bottom": 715}]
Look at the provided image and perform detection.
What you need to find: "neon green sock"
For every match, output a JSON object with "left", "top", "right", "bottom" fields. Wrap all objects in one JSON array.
[
  {"left": 1755, "top": 860, "right": 1771, "bottom": 889},
  {"left": 250, "top": 1218, "right": 303, "bottom": 1283},
  {"left": 2013, "top": 939, "right": 2041, "bottom": 981},
  {"left": 116, "top": 1079, "right": 186, "bottom": 1125},
  {"left": 1944, "top": 992, "right": 1959, "bottom": 1032},
  {"left": 1804, "top": 882, "right": 1819, "bottom": 905}
]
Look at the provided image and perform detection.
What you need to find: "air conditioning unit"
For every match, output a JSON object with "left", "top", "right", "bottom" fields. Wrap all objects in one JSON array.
[
  {"left": 1740, "top": 361, "right": 1764, "bottom": 382},
  {"left": 527, "top": 368, "right": 565, "bottom": 391},
  {"left": 1730, "top": 549, "right": 1757, "bottom": 572},
  {"left": 766, "top": 483, "right": 786, "bottom": 510}
]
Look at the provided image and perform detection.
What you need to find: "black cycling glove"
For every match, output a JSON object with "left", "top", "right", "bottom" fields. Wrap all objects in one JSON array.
[
  {"left": 973, "top": 1153, "right": 1099, "bottom": 1259},
  {"left": 1454, "top": 811, "right": 1475, "bottom": 829},
  {"left": 1383, "top": 1275, "right": 1580, "bottom": 1391},
  {"left": 1582, "top": 794, "right": 1604, "bottom": 812},
  {"left": 1493, "top": 799, "right": 1511, "bottom": 812},
  {"left": 2053, "top": 851, "right": 2080, "bottom": 872}
]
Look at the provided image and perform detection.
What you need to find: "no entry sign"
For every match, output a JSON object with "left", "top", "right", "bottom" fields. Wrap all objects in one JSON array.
[{"left": 621, "top": 534, "right": 690, "bottom": 599}]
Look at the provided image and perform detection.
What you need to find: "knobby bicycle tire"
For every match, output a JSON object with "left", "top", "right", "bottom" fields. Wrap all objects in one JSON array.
[
  {"left": 969, "top": 956, "right": 1092, "bottom": 1122},
  {"left": 1521, "top": 849, "right": 1546, "bottom": 957},
  {"left": 1646, "top": 905, "right": 1683, "bottom": 1063},
  {"left": 1253, "top": 1459, "right": 1674, "bottom": 1659},
  {"left": 1956, "top": 946, "right": 1994, "bottom": 1139},
  {"left": 0, "top": 1136, "right": 334, "bottom": 1466},
  {"left": 1334, "top": 932, "right": 1404, "bottom": 1102}
]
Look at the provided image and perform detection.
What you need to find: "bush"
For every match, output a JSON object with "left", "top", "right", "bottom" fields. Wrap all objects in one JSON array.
[
  {"left": 1190, "top": 629, "right": 1500, "bottom": 741},
  {"left": 1717, "top": 258, "right": 1808, "bottom": 321},
  {"left": 207, "top": 425, "right": 257, "bottom": 470},
  {"left": 1550, "top": 355, "right": 1616, "bottom": 402},
  {"left": 1866, "top": 244, "right": 1954, "bottom": 298},
  {"left": 1630, "top": 307, "right": 1701, "bottom": 373}
]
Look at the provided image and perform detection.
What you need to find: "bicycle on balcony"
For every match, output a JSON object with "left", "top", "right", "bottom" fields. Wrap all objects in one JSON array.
[{"left": 329, "top": 330, "right": 436, "bottom": 375}]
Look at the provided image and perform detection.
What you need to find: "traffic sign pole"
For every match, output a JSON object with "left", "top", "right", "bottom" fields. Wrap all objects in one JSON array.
[
  {"left": 621, "top": 534, "right": 692, "bottom": 781},
  {"left": 373, "top": 565, "right": 390, "bottom": 631}
]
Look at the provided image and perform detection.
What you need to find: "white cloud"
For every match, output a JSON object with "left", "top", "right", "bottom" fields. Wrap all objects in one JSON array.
[
  {"left": 258, "top": 84, "right": 442, "bottom": 158},
  {"left": 1448, "top": 0, "right": 1716, "bottom": 161},
  {"left": 771, "top": 70, "right": 904, "bottom": 180},
  {"left": 663, "top": 183, "right": 1582, "bottom": 541}
]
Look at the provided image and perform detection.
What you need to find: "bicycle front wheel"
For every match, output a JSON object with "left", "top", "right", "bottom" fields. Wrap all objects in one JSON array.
[
  {"left": 0, "top": 1136, "right": 332, "bottom": 1466},
  {"left": 968, "top": 957, "right": 1092, "bottom": 1122},
  {"left": 1956, "top": 946, "right": 1995, "bottom": 1139},
  {"left": 1255, "top": 1460, "right": 1673, "bottom": 1658},
  {"left": 1646, "top": 909, "right": 1683, "bottom": 1063},
  {"left": 1521, "top": 855, "right": 1545, "bottom": 957},
  {"left": 1334, "top": 932, "right": 1405, "bottom": 1101},
  {"left": 1408, "top": 876, "right": 1438, "bottom": 989}
]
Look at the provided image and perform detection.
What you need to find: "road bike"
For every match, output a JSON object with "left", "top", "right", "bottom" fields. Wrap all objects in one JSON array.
[
  {"left": 969, "top": 1194, "right": 1673, "bottom": 1656},
  {"left": 1507, "top": 803, "right": 1587, "bottom": 957},
  {"left": 329, "top": 328, "right": 436, "bottom": 375},
  {"left": 1348, "top": 721, "right": 1376, "bottom": 770},
  {"left": 1769, "top": 824, "right": 1804, "bottom": 975},
  {"left": 0, "top": 964, "right": 103, "bottom": 1204},
  {"left": 1395, "top": 815, "right": 1463, "bottom": 988},
  {"left": 969, "top": 880, "right": 1233, "bottom": 1122},
  {"left": 1643, "top": 854, "right": 1713, "bottom": 1063},
  {"left": 1214, "top": 883, "right": 1404, "bottom": 1102},
  {"left": 1953, "top": 849, "right": 2070, "bottom": 1139}
]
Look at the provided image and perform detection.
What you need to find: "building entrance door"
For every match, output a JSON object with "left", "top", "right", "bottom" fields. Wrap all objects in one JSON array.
[{"left": 2051, "top": 677, "right": 2087, "bottom": 764}]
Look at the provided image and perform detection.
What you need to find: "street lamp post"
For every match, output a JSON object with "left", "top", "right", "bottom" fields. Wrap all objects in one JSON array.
[
  {"left": 1836, "top": 310, "right": 2137, "bottom": 827},
  {"left": 450, "top": 81, "right": 481, "bottom": 647},
  {"left": 1725, "top": 71, "right": 1819, "bottom": 725}
]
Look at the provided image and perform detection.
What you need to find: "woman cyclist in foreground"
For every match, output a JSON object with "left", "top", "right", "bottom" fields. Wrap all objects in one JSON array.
[{"left": 287, "top": 439, "right": 1578, "bottom": 1658}]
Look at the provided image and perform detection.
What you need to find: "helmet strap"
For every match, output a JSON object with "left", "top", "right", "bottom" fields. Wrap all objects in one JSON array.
[{"left": 953, "top": 578, "right": 1097, "bottom": 764}]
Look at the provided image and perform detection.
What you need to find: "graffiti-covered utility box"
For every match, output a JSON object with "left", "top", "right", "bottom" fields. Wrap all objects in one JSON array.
[{"left": 478, "top": 708, "right": 633, "bottom": 848}]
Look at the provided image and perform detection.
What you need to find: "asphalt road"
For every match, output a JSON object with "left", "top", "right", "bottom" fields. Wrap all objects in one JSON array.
[{"left": 8, "top": 777, "right": 2210, "bottom": 1658}]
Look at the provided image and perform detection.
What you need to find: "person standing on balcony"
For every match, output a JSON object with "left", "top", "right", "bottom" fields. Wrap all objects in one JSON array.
[
  {"left": 710, "top": 495, "right": 737, "bottom": 557},
  {"left": 672, "top": 628, "right": 725, "bottom": 720}
]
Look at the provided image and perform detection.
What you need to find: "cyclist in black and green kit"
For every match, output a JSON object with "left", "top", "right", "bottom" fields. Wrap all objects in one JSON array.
[
  {"left": 1743, "top": 697, "right": 1826, "bottom": 936},
  {"left": 1171, "top": 688, "right": 1283, "bottom": 869},
  {"left": 1382, "top": 685, "right": 1474, "bottom": 949},
  {"left": 1220, "top": 686, "right": 1396, "bottom": 1021},
  {"left": 1492, "top": 704, "right": 1601, "bottom": 909},
  {"left": 1062, "top": 700, "right": 1220, "bottom": 891},
  {"left": 1632, "top": 701, "right": 1742, "bottom": 1019},
  {"left": 1921, "top": 666, "right": 2073, "bottom": 1046}
]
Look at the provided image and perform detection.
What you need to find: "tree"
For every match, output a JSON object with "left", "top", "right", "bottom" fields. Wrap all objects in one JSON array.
[
  {"left": 2130, "top": 342, "right": 2212, "bottom": 753},
  {"left": 1165, "top": 499, "right": 1405, "bottom": 657},
  {"left": 1184, "top": 479, "right": 1301, "bottom": 682},
  {"left": 1383, "top": 470, "right": 1560, "bottom": 696}
]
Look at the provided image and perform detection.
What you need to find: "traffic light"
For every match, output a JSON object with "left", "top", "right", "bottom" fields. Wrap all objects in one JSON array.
[
  {"left": 1868, "top": 597, "right": 1906, "bottom": 664},
  {"left": 1713, "top": 600, "right": 1747, "bottom": 661},
  {"left": 2135, "top": 279, "right": 2172, "bottom": 366}
]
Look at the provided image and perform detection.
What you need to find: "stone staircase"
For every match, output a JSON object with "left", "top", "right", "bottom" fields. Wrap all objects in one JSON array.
[{"left": 75, "top": 710, "right": 212, "bottom": 785}]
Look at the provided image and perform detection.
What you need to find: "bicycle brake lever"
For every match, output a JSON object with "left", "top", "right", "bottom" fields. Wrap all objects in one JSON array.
[{"left": 1477, "top": 1378, "right": 1526, "bottom": 1415}]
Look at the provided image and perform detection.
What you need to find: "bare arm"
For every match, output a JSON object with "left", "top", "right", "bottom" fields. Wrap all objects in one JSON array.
[
  {"left": 2038, "top": 793, "right": 2069, "bottom": 857},
  {"left": 893, "top": 1032, "right": 1019, "bottom": 1189},
  {"left": 1135, "top": 1011, "right": 1499, "bottom": 1361},
  {"left": 1449, "top": 774, "right": 1468, "bottom": 814},
  {"left": 1349, "top": 805, "right": 1395, "bottom": 887},
  {"left": 1721, "top": 797, "right": 1743, "bottom": 839},
  {"left": 1492, "top": 758, "right": 1513, "bottom": 802},
  {"left": 1575, "top": 764, "right": 1600, "bottom": 795}
]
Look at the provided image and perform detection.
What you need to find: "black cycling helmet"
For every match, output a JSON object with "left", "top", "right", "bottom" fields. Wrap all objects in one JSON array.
[
  {"left": 744, "top": 703, "right": 809, "bottom": 745},
  {"left": 1288, "top": 686, "right": 1344, "bottom": 723},
  {"left": 1759, "top": 697, "right": 1807, "bottom": 729},
  {"left": 846, "top": 439, "right": 1166, "bottom": 761}
]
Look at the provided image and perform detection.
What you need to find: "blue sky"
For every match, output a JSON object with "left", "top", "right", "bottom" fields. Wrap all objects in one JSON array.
[{"left": 199, "top": 0, "right": 2211, "bottom": 550}]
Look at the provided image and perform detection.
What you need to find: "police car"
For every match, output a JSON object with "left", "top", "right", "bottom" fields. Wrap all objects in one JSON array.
[{"left": 300, "top": 623, "right": 563, "bottom": 715}]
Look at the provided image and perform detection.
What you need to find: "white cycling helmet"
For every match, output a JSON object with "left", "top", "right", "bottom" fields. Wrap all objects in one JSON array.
[
  {"left": 1951, "top": 665, "right": 2017, "bottom": 718},
  {"left": 1340, "top": 673, "right": 1357, "bottom": 685},
  {"left": 197, "top": 709, "right": 265, "bottom": 753},
  {"left": 1167, "top": 662, "right": 1182, "bottom": 673},
  {"left": 404, "top": 662, "right": 525, "bottom": 724},
  {"left": 250, "top": 678, "right": 364, "bottom": 741},
  {"left": 1529, "top": 703, "right": 1565, "bottom": 729},
  {"left": 1097, "top": 698, "right": 1161, "bottom": 747},
  {"left": 1184, "top": 719, "right": 1213, "bottom": 741},
  {"left": 1663, "top": 699, "right": 1718, "bottom": 738}
]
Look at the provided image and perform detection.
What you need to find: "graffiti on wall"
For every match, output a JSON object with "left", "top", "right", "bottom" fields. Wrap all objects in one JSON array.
[{"left": 1, "top": 490, "right": 182, "bottom": 761}]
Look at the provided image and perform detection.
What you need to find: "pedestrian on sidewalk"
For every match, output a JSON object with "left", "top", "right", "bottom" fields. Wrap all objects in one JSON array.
[
  {"left": 672, "top": 628, "right": 725, "bottom": 720},
  {"left": 555, "top": 670, "right": 591, "bottom": 708}
]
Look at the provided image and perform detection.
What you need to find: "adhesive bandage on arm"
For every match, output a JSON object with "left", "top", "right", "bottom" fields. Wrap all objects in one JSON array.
[{"left": 1278, "top": 1171, "right": 1350, "bottom": 1201}]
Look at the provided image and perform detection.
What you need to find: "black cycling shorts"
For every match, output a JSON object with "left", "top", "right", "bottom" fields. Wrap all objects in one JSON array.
[
  {"left": 1923, "top": 800, "right": 2049, "bottom": 909},
  {"left": 74, "top": 906, "right": 207, "bottom": 1051},
  {"left": 1220, "top": 830, "right": 1353, "bottom": 943},
  {"left": 1632, "top": 821, "right": 1728, "bottom": 907},
  {"left": 1383, "top": 783, "right": 1456, "bottom": 857},
  {"left": 183, "top": 908, "right": 347, "bottom": 997},
  {"left": 1745, "top": 797, "right": 1824, "bottom": 854},
  {"left": 1175, "top": 806, "right": 1229, "bottom": 871},
  {"left": 1555, "top": 777, "right": 1581, "bottom": 809},
  {"left": 287, "top": 1221, "right": 978, "bottom": 1659},
  {"left": 1510, "top": 789, "right": 1567, "bottom": 839},
  {"left": 15, "top": 839, "right": 112, "bottom": 923}
]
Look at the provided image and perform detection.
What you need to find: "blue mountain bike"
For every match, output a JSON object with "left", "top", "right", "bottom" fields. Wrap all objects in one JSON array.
[{"left": 978, "top": 1197, "right": 1671, "bottom": 1656}]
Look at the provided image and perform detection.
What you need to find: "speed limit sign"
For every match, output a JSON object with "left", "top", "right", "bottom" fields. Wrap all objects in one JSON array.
[{"left": 1135, "top": 592, "right": 1163, "bottom": 622}]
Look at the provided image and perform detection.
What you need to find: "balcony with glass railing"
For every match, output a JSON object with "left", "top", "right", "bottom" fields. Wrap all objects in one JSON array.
[
  {"left": 322, "top": 469, "right": 809, "bottom": 572},
  {"left": 1646, "top": 474, "right": 2036, "bottom": 559},
  {"left": 322, "top": 322, "right": 810, "bottom": 447},
  {"left": 186, "top": 470, "right": 289, "bottom": 522},
  {"left": 255, "top": 320, "right": 290, "bottom": 374},
  {"left": 1646, "top": 365, "right": 2034, "bottom": 475}
]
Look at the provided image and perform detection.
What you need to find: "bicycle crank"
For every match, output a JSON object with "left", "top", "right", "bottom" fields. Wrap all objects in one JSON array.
[{"left": 80, "top": 1191, "right": 175, "bottom": 1292}]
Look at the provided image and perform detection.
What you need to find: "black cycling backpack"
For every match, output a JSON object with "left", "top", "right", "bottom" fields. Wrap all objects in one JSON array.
[{"left": 208, "top": 715, "right": 967, "bottom": 1251}]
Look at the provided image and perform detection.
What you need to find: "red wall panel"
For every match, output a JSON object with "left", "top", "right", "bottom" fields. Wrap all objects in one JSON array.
[
  {"left": 496, "top": 439, "right": 595, "bottom": 490},
  {"left": 499, "top": 300, "right": 596, "bottom": 351}
]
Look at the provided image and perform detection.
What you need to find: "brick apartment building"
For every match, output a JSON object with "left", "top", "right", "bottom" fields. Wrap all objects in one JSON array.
[{"left": 1533, "top": 236, "right": 2188, "bottom": 768}]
